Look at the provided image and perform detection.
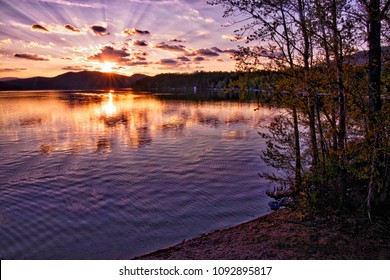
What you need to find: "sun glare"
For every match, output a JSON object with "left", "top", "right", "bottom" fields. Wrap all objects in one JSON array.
[{"left": 101, "top": 62, "right": 115, "bottom": 73}]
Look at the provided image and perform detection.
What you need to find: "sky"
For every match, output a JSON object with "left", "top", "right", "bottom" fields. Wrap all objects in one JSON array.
[{"left": 0, "top": 0, "right": 242, "bottom": 78}]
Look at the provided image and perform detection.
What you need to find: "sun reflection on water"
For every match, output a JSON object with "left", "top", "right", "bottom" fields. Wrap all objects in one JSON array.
[
  {"left": 101, "top": 91, "right": 117, "bottom": 116},
  {"left": 0, "top": 90, "right": 281, "bottom": 260},
  {"left": 0, "top": 90, "right": 280, "bottom": 154}
]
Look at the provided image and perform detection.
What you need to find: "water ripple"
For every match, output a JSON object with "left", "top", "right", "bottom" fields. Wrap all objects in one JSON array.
[{"left": 0, "top": 91, "right": 276, "bottom": 259}]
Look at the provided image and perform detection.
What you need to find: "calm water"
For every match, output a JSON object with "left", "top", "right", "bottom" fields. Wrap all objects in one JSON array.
[{"left": 0, "top": 90, "right": 277, "bottom": 259}]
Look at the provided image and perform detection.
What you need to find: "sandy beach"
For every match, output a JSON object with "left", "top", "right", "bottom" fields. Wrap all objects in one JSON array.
[{"left": 135, "top": 209, "right": 390, "bottom": 260}]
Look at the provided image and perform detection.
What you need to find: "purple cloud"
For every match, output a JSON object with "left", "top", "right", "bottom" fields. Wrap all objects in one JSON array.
[
  {"left": 62, "top": 65, "right": 91, "bottom": 71},
  {"left": 14, "top": 53, "right": 49, "bottom": 61},
  {"left": 155, "top": 42, "right": 187, "bottom": 53},
  {"left": 0, "top": 68, "right": 27, "bottom": 72},
  {"left": 88, "top": 46, "right": 129, "bottom": 63},
  {"left": 124, "top": 61, "right": 149, "bottom": 66},
  {"left": 159, "top": 59, "right": 178, "bottom": 65},
  {"left": 133, "top": 40, "right": 148, "bottom": 47},
  {"left": 222, "top": 49, "right": 239, "bottom": 55},
  {"left": 196, "top": 48, "right": 219, "bottom": 56},
  {"left": 123, "top": 28, "right": 150, "bottom": 36},
  {"left": 169, "top": 38, "right": 185, "bottom": 43},
  {"left": 211, "top": 47, "right": 223, "bottom": 53},
  {"left": 193, "top": 56, "right": 205, "bottom": 62},
  {"left": 211, "top": 47, "right": 238, "bottom": 56},
  {"left": 91, "top": 25, "right": 109, "bottom": 36},
  {"left": 177, "top": 56, "right": 191, "bottom": 62}
]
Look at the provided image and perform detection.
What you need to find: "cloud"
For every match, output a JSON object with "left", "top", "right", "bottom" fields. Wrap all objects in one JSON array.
[
  {"left": 14, "top": 53, "right": 49, "bottom": 61},
  {"left": 87, "top": 46, "right": 150, "bottom": 66},
  {"left": 177, "top": 56, "right": 191, "bottom": 62},
  {"left": 62, "top": 65, "right": 91, "bottom": 71},
  {"left": 221, "top": 49, "right": 239, "bottom": 56},
  {"left": 65, "top": 24, "right": 80, "bottom": 32},
  {"left": 193, "top": 57, "right": 205, "bottom": 62},
  {"left": 133, "top": 40, "right": 148, "bottom": 47},
  {"left": 135, "top": 56, "right": 147, "bottom": 61},
  {"left": 205, "top": 18, "right": 215, "bottom": 23},
  {"left": 211, "top": 47, "right": 238, "bottom": 56},
  {"left": 176, "top": 9, "right": 215, "bottom": 24},
  {"left": 88, "top": 46, "right": 130, "bottom": 63},
  {"left": 133, "top": 50, "right": 149, "bottom": 57},
  {"left": 123, "top": 28, "right": 150, "bottom": 36},
  {"left": 25, "top": 41, "right": 56, "bottom": 49},
  {"left": 124, "top": 61, "right": 149, "bottom": 66},
  {"left": 0, "top": 39, "right": 12, "bottom": 45},
  {"left": 91, "top": 25, "right": 109, "bottom": 36},
  {"left": 155, "top": 42, "right": 187, "bottom": 53},
  {"left": 159, "top": 59, "right": 178, "bottom": 65},
  {"left": 222, "top": 34, "right": 245, "bottom": 41},
  {"left": 211, "top": 47, "right": 223, "bottom": 53},
  {"left": 196, "top": 48, "right": 219, "bottom": 56},
  {"left": 32, "top": 24, "right": 49, "bottom": 32},
  {"left": 0, "top": 68, "right": 27, "bottom": 72},
  {"left": 169, "top": 38, "right": 185, "bottom": 43}
]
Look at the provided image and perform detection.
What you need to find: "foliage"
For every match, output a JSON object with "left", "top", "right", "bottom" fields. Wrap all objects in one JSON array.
[{"left": 209, "top": 0, "right": 390, "bottom": 216}]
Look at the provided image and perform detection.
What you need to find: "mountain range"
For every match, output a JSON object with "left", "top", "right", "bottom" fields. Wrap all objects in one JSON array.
[{"left": 0, "top": 71, "right": 148, "bottom": 91}]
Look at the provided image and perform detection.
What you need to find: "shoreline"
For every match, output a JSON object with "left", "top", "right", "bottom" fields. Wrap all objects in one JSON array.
[{"left": 134, "top": 209, "right": 390, "bottom": 260}]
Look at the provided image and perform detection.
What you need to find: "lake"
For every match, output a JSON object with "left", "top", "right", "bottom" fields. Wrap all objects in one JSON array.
[{"left": 0, "top": 90, "right": 277, "bottom": 259}]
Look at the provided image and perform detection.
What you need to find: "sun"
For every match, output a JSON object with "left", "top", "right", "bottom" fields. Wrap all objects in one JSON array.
[{"left": 101, "top": 62, "right": 116, "bottom": 73}]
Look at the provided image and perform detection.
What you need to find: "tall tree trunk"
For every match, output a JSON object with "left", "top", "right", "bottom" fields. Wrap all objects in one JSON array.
[
  {"left": 368, "top": 0, "right": 382, "bottom": 113},
  {"left": 366, "top": 0, "right": 382, "bottom": 218},
  {"left": 298, "top": 0, "right": 319, "bottom": 167},
  {"left": 298, "top": 0, "right": 310, "bottom": 70},
  {"left": 280, "top": 0, "right": 302, "bottom": 192},
  {"left": 331, "top": 0, "right": 346, "bottom": 206},
  {"left": 293, "top": 107, "right": 302, "bottom": 191}
]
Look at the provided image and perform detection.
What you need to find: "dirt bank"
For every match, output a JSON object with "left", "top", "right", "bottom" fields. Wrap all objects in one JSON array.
[{"left": 135, "top": 209, "right": 390, "bottom": 260}]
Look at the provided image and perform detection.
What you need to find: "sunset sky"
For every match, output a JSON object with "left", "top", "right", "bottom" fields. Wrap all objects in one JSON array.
[{"left": 0, "top": 0, "right": 242, "bottom": 78}]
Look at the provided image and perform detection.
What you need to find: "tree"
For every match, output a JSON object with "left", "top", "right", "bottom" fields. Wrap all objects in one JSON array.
[
  {"left": 208, "top": 0, "right": 319, "bottom": 191},
  {"left": 357, "top": 0, "right": 390, "bottom": 218},
  {"left": 209, "top": 0, "right": 390, "bottom": 214}
]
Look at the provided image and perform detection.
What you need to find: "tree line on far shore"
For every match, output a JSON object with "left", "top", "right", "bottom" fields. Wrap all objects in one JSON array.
[{"left": 133, "top": 71, "right": 240, "bottom": 92}]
